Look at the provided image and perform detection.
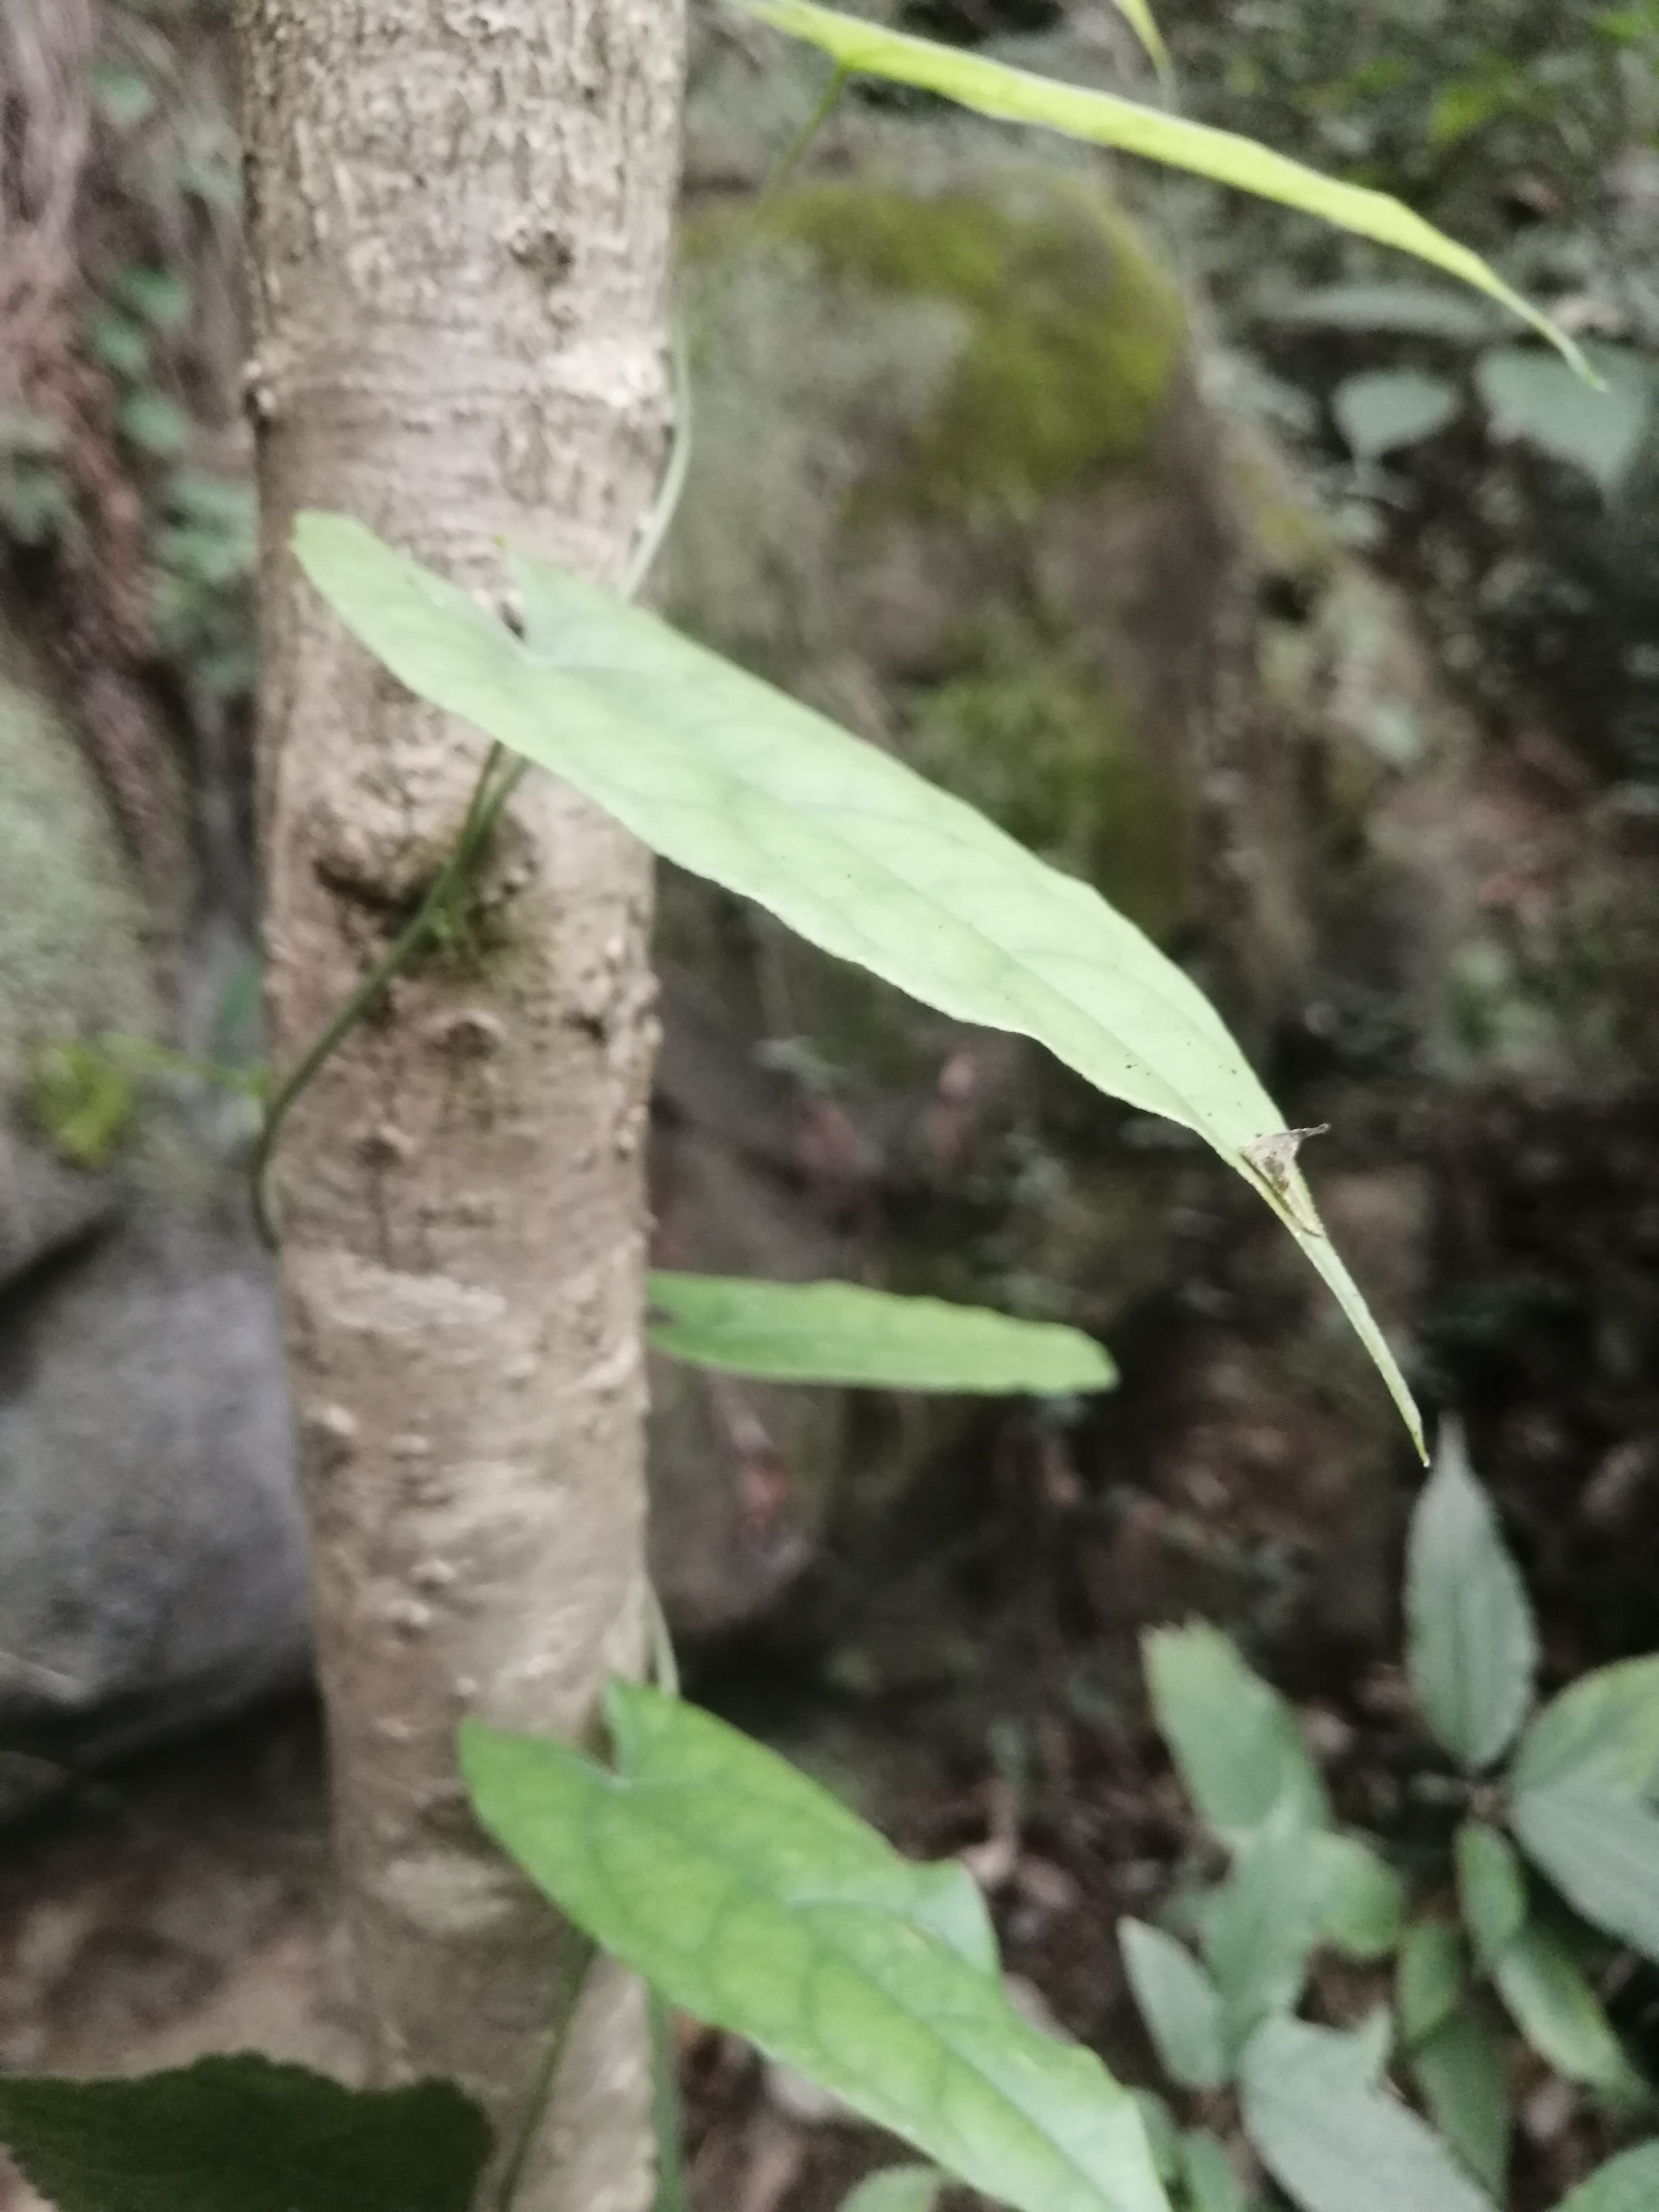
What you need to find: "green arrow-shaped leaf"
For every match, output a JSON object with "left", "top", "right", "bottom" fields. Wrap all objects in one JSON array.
[
  {"left": 293, "top": 515, "right": 1422, "bottom": 1453},
  {"left": 0, "top": 2059, "right": 488, "bottom": 2212},
  {"left": 646, "top": 1274, "right": 1115, "bottom": 1394},
  {"left": 461, "top": 1685, "right": 1168, "bottom": 2212}
]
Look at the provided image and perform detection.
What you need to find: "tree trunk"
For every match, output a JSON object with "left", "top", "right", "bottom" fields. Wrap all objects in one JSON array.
[{"left": 233, "top": 5, "right": 683, "bottom": 2206}]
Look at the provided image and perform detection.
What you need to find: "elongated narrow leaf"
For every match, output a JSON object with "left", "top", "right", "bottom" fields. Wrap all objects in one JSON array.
[
  {"left": 1489, "top": 1922, "right": 1647, "bottom": 2104},
  {"left": 1455, "top": 1823, "right": 1528, "bottom": 1970},
  {"left": 1144, "top": 1626, "right": 1328, "bottom": 1840},
  {"left": 1511, "top": 1781, "right": 1659, "bottom": 1966},
  {"left": 461, "top": 1687, "right": 1168, "bottom": 2212},
  {"left": 0, "top": 2060, "right": 488, "bottom": 2212},
  {"left": 646, "top": 1273, "right": 1115, "bottom": 1395},
  {"left": 1558, "top": 2142, "right": 1659, "bottom": 2212},
  {"left": 1178, "top": 2131, "right": 1247, "bottom": 2212},
  {"left": 839, "top": 2168, "right": 948, "bottom": 2212},
  {"left": 1410, "top": 2009, "right": 1511, "bottom": 2196},
  {"left": 1118, "top": 1921, "right": 1227, "bottom": 2090},
  {"left": 1513, "top": 1657, "right": 1659, "bottom": 1800},
  {"left": 1238, "top": 2016, "right": 1496, "bottom": 2212},
  {"left": 1312, "top": 1833, "right": 1405, "bottom": 1961},
  {"left": 1397, "top": 1921, "right": 1465, "bottom": 2049},
  {"left": 1107, "top": 0, "right": 1170, "bottom": 78},
  {"left": 1405, "top": 1424, "right": 1536, "bottom": 1769},
  {"left": 293, "top": 516, "right": 1422, "bottom": 1454},
  {"left": 1203, "top": 1826, "right": 1322, "bottom": 2052},
  {"left": 733, "top": 0, "right": 1581, "bottom": 372}
]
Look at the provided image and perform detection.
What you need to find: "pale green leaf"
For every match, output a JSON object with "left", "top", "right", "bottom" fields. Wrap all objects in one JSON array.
[
  {"left": 1238, "top": 2016, "right": 1496, "bottom": 2212},
  {"left": 1311, "top": 1833, "right": 1405, "bottom": 1961},
  {"left": 839, "top": 2167, "right": 947, "bottom": 2212},
  {"left": 1277, "top": 281, "right": 1500, "bottom": 341},
  {"left": 732, "top": 0, "right": 1582, "bottom": 372},
  {"left": 1455, "top": 1823, "right": 1528, "bottom": 1971},
  {"left": 0, "top": 2060, "right": 489, "bottom": 2212},
  {"left": 646, "top": 1273, "right": 1115, "bottom": 1395},
  {"left": 1332, "top": 370, "right": 1460, "bottom": 463},
  {"left": 1410, "top": 2009, "right": 1510, "bottom": 2196},
  {"left": 293, "top": 514, "right": 1423, "bottom": 1451},
  {"left": 1118, "top": 1921, "right": 1227, "bottom": 2091},
  {"left": 1477, "top": 344, "right": 1653, "bottom": 494},
  {"left": 1203, "top": 1826, "right": 1321, "bottom": 2052},
  {"left": 1396, "top": 1922, "right": 1465, "bottom": 2049},
  {"left": 461, "top": 1686, "right": 1170, "bottom": 2212},
  {"left": 1144, "top": 1626, "right": 1328, "bottom": 1841},
  {"left": 1511, "top": 1782, "right": 1659, "bottom": 1967},
  {"left": 1134, "top": 2093, "right": 1178, "bottom": 2183},
  {"left": 1178, "top": 2131, "right": 1247, "bottom": 2212},
  {"left": 1558, "top": 2143, "right": 1659, "bottom": 2212},
  {"left": 1489, "top": 1922, "right": 1647, "bottom": 2104},
  {"left": 1513, "top": 1657, "right": 1659, "bottom": 1800},
  {"left": 1405, "top": 1423, "right": 1536, "bottom": 1770}
]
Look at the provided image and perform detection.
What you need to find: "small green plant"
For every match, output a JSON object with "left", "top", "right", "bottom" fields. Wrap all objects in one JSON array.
[{"left": 1113, "top": 1424, "right": 1659, "bottom": 2210}]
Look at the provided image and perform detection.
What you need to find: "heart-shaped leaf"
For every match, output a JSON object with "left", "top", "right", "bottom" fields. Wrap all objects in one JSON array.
[{"left": 461, "top": 1685, "right": 1168, "bottom": 2212}]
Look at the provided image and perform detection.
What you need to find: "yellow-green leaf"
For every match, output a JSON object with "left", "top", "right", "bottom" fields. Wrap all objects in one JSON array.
[{"left": 734, "top": 0, "right": 1583, "bottom": 375}]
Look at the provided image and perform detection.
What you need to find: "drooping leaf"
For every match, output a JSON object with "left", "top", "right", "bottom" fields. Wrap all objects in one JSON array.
[
  {"left": 730, "top": 0, "right": 1582, "bottom": 370},
  {"left": 1143, "top": 1626, "right": 1328, "bottom": 1841},
  {"left": 1178, "top": 2131, "right": 1247, "bottom": 2212},
  {"left": 646, "top": 1274, "right": 1115, "bottom": 1395},
  {"left": 461, "top": 1687, "right": 1169, "bottom": 2212},
  {"left": 1557, "top": 2142, "right": 1659, "bottom": 2212},
  {"left": 1118, "top": 1921, "right": 1228, "bottom": 2091},
  {"left": 0, "top": 2059, "right": 489, "bottom": 2212},
  {"left": 1455, "top": 1823, "right": 1528, "bottom": 1971},
  {"left": 1410, "top": 2008, "right": 1511, "bottom": 2196},
  {"left": 1238, "top": 2016, "right": 1496, "bottom": 2212},
  {"left": 1397, "top": 1922, "right": 1465, "bottom": 2049},
  {"left": 1332, "top": 369, "right": 1460, "bottom": 463},
  {"left": 1312, "top": 1833, "right": 1405, "bottom": 1961},
  {"left": 1477, "top": 344, "right": 1653, "bottom": 494},
  {"left": 1105, "top": 0, "right": 1170, "bottom": 79},
  {"left": 1489, "top": 1922, "right": 1648, "bottom": 2104},
  {"left": 1513, "top": 1657, "right": 1659, "bottom": 1800},
  {"left": 1404, "top": 1423, "right": 1536, "bottom": 1770},
  {"left": 1511, "top": 1782, "right": 1659, "bottom": 1967},
  {"left": 1203, "top": 1825, "right": 1322, "bottom": 2053},
  {"left": 293, "top": 515, "right": 1422, "bottom": 1452},
  {"left": 839, "top": 2167, "right": 948, "bottom": 2212}
]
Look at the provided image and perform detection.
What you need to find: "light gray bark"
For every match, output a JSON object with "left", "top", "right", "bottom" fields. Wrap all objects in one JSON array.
[{"left": 233, "top": 4, "right": 683, "bottom": 2205}]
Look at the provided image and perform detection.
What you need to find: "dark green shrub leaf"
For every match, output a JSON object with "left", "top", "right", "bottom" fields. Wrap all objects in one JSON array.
[
  {"left": 839, "top": 2167, "right": 947, "bottom": 2212},
  {"left": 1455, "top": 1823, "right": 1527, "bottom": 1970},
  {"left": 0, "top": 2058, "right": 488, "bottom": 2212},
  {"left": 1238, "top": 2016, "right": 1495, "bottom": 2212},
  {"left": 292, "top": 515, "right": 1422, "bottom": 1452},
  {"left": 1143, "top": 1626, "right": 1328, "bottom": 1841},
  {"left": 1202, "top": 1826, "right": 1322, "bottom": 2053},
  {"left": 1513, "top": 1658, "right": 1659, "bottom": 1800},
  {"left": 1311, "top": 1833, "right": 1405, "bottom": 1961},
  {"left": 1409, "top": 2008, "right": 1511, "bottom": 2196},
  {"left": 646, "top": 1273, "right": 1115, "bottom": 1395},
  {"left": 1405, "top": 1424, "right": 1536, "bottom": 1770},
  {"left": 731, "top": 0, "right": 1579, "bottom": 367},
  {"left": 1397, "top": 1922, "right": 1465, "bottom": 2048},
  {"left": 1557, "top": 2142, "right": 1659, "bottom": 2212},
  {"left": 1511, "top": 1782, "right": 1659, "bottom": 1967},
  {"left": 1489, "top": 1923, "right": 1647, "bottom": 2104},
  {"left": 1118, "top": 1921, "right": 1227, "bottom": 2090},
  {"left": 461, "top": 1686, "right": 1169, "bottom": 2212},
  {"left": 1178, "top": 2130, "right": 1247, "bottom": 2212}
]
